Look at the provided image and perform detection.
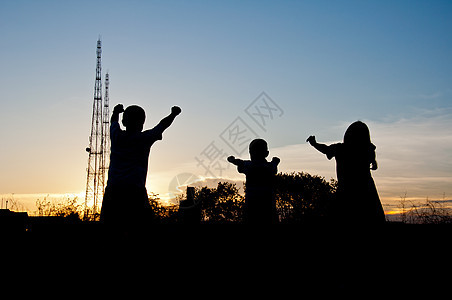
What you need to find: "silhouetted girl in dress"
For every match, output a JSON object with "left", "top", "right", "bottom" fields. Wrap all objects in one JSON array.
[{"left": 307, "top": 121, "right": 385, "bottom": 224}]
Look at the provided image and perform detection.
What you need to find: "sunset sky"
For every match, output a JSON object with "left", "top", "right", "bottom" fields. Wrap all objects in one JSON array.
[{"left": 1, "top": 0, "right": 451, "bottom": 214}]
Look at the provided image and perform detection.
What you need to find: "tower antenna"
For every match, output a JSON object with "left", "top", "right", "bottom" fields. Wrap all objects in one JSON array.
[
  {"left": 84, "top": 39, "right": 109, "bottom": 220},
  {"left": 102, "top": 72, "right": 110, "bottom": 184}
]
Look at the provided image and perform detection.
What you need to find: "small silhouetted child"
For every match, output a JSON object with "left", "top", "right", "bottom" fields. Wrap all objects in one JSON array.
[
  {"left": 307, "top": 121, "right": 385, "bottom": 224},
  {"left": 227, "top": 139, "right": 280, "bottom": 225},
  {"left": 100, "top": 104, "right": 181, "bottom": 230}
]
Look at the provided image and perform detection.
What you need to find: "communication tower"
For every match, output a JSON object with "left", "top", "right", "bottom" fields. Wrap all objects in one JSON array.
[
  {"left": 84, "top": 39, "right": 110, "bottom": 219},
  {"left": 102, "top": 72, "right": 110, "bottom": 177}
]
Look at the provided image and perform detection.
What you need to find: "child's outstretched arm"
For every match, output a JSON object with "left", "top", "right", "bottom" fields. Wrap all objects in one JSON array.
[
  {"left": 228, "top": 156, "right": 246, "bottom": 173},
  {"left": 157, "top": 106, "right": 182, "bottom": 131},
  {"left": 227, "top": 156, "right": 242, "bottom": 166},
  {"left": 306, "top": 136, "right": 330, "bottom": 155}
]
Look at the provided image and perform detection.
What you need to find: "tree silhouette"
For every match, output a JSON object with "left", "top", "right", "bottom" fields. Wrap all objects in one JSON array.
[
  {"left": 275, "top": 172, "right": 336, "bottom": 223},
  {"left": 147, "top": 193, "right": 179, "bottom": 223},
  {"left": 195, "top": 182, "right": 244, "bottom": 223},
  {"left": 181, "top": 172, "right": 336, "bottom": 224}
]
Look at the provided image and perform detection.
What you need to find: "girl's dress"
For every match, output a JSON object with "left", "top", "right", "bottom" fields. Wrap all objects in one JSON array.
[{"left": 324, "top": 143, "right": 385, "bottom": 224}]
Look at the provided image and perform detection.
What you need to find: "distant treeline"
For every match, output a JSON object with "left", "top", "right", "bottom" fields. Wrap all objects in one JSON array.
[
  {"left": 153, "top": 172, "right": 336, "bottom": 224},
  {"left": 30, "top": 171, "right": 452, "bottom": 224}
]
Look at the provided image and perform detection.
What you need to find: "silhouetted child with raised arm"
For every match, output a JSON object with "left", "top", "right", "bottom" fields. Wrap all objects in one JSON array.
[
  {"left": 227, "top": 139, "right": 280, "bottom": 225},
  {"left": 100, "top": 104, "right": 181, "bottom": 231},
  {"left": 307, "top": 121, "right": 385, "bottom": 224}
]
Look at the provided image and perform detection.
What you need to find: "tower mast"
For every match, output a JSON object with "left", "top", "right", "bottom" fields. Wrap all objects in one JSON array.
[
  {"left": 102, "top": 72, "right": 110, "bottom": 184},
  {"left": 85, "top": 38, "right": 107, "bottom": 219}
]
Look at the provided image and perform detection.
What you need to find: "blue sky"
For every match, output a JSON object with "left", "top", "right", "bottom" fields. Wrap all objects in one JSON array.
[{"left": 1, "top": 1, "right": 451, "bottom": 211}]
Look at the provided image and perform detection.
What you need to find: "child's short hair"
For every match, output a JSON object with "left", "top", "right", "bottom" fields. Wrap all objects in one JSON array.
[
  {"left": 249, "top": 138, "right": 269, "bottom": 158},
  {"left": 124, "top": 105, "right": 146, "bottom": 127}
]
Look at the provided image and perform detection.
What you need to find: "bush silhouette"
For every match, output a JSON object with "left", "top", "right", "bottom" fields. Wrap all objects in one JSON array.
[{"left": 36, "top": 197, "right": 82, "bottom": 221}]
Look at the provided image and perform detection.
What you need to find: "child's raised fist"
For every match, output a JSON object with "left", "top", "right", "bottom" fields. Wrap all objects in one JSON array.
[
  {"left": 171, "top": 106, "right": 182, "bottom": 115},
  {"left": 114, "top": 104, "right": 124, "bottom": 114},
  {"left": 306, "top": 135, "right": 316, "bottom": 145}
]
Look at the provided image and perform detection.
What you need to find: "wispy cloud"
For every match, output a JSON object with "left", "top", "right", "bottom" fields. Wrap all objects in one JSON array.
[{"left": 416, "top": 91, "right": 443, "bottom": 100}]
